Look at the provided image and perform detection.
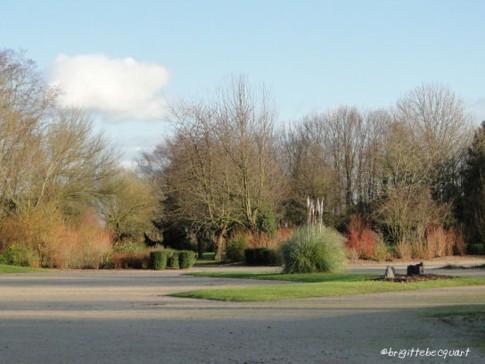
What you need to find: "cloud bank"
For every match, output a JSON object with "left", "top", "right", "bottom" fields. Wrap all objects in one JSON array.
[{"left": 50, "top": 54, "right": 169, "bottom": 120}]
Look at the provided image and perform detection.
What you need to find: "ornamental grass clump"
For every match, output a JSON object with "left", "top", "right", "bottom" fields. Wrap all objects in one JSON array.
[{"left": 281, "top": 225, "right": 346, "bottom": 273}]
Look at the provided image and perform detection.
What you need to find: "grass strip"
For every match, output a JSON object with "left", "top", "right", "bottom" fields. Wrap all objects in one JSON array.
[{"left": 172, "top": 277, "right": 485, "bottom": 302}]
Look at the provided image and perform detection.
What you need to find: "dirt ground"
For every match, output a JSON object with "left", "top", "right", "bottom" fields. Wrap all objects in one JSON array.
[{"left": 0, "top": 259, "right": 484, "bottom": 364}]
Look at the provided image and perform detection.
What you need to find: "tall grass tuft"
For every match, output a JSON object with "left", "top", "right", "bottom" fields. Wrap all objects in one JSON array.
[{"left": 281, "top": 225, "right": 346, "bottom": 273}]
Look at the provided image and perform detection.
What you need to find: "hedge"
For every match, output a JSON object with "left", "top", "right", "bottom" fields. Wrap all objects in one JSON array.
[
  {"left": 150, "top": 250, "right": 171, "bottom": 270},
  {"left": 468, "top": 244, "right": 485, "bottom": 255},
  {"left": 179, "top": 250, "right": 197, "bottom": 269},
  {"left": 167, "top": 251, "right": 180, "bottom": 269},
  {"left": 244, "top": 248, "right": 281, "bottom": 266}
]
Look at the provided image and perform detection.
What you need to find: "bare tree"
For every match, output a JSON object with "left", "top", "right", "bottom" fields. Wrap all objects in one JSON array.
[
  {"left": 395, "top": 84, "right": 471, "bottom": 179},
  {"left": 144, "top": 78, "right": 284, "bottom": 259}
]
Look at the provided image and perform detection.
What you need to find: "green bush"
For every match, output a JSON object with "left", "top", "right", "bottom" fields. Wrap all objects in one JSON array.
[
  {"left": 150, "top": 250, "right": 171, "bottom": 270},
  {"left": 281, "top": 225, "right": 346, "bottom": 273},
  {"left": 1, "top": 244, "right": 36, "bottom": 267},
  {"left": 179, "top": 250, "right": 197, "bottom": 269},
  {"left": 244, "top": 248, "right": 281, "bottom": 266},
  {"left": 167, "top": 251, "right": 180, "bottom": 269},
  {"left": 225, "top": 236, "right": 247, "bottom": 262},
  {"left": 468, "top": 244, "right": 485, "bottom": 255}
]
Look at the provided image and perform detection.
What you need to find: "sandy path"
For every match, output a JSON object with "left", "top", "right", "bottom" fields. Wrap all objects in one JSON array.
[{"left": 0, "top": 268, "right": 484, "bottom": 364}]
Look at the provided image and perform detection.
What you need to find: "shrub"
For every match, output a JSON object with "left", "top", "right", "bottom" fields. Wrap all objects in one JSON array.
[
  {"left": 281, "top": 225, "right": 346, "bottom": 273},
  {"left": 0, "top": 204, "right": 61, "bottom": 252},
  {"left": 345, "top": 215, "right": 379, "bottom": 259},
  {"left": 244, "top": 248, "right": 257, "bottom": 264},
  {"left": 372, "top": 238, "right": 390, "bottom": 262},
  {"left": 110, "top": 251, "right": 151, "bottom": 269},
  {"left": 244, "top": 248, "right": 281, "bottom": 266},
  {"left": 225, "top": 236, "right": 247, "bottom": 262},
  {"left": 237, "top": 228, "right": 295, "bottom": 250},
  {"left": 0, "top": 208, "right": 112, "bottom": 269},
  {"left": 425, "top": 227, "right": 454, "bottom": 258},
  {"left": 468, "top": 244, "right": 485, "bottom": 255},
  {"left": 167, "top": 251, "right": 180, "bottom": 269},
  {"left": 42, "top": 212, "right": 112, "bottom": 269},
  {"left": 453, "top": 229, "right": 465, "bottom": 256},
  {"left": 1, "top": 244, "right": 36, "bottom": 267},
  {"left": 262, "top": 248, "right": 281, "bottom": 266},
  {"left": 149, "top": 250, "right": 196, "bottom": 270},
  {"left": 395, "top": 240, "right": 412, "bottom": 260},
  {"left": 404, "top": 227, "right": 466, "bottom": 260},
  {"left": 179, "top": 250, "right": 197, "bottom": 269},
  {"left": 150, "top": 250, "right": 171, "bottom": 270},
  {"left": 346, "top": 247, "right": 359, "bottom": 262}
]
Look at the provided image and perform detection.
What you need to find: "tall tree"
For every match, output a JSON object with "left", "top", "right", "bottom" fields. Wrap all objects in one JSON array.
[
  {"left": 144, "top": 78, "right": 284, "bottom": 258},
  {"left": 462, "top": 121, "right": 485, "bottom": 245}
]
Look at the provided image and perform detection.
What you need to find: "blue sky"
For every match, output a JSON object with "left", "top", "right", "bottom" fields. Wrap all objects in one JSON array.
[{"left": 2, "top": 0, "right": 485, "bottom": 163}]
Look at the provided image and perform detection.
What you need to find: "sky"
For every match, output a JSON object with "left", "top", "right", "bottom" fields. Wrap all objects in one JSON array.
[{"left": 1, "top": 0, "right": 485, "bottom": 165}]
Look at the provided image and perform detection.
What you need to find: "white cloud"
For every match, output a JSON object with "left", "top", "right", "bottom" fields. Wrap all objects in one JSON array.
[{"left": 50, "top": 54, "right": 169, "bottom": 120}]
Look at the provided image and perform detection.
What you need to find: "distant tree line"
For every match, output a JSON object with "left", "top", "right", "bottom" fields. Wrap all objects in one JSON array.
[
  {"left": 1, "top": 49, "right": 483, "bottom": 264},
  {"left": 143, "top": 78, "right": 485, "bottom": 258}
]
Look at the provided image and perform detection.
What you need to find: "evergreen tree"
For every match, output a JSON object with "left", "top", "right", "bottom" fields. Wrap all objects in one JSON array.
[{"left": 462, "top": 121, "right": 485, "bottom": 247}]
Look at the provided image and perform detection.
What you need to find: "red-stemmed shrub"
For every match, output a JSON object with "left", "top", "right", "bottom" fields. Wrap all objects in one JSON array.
[{"left": 345, "top": 215, "right": 379, "bottom": 259}]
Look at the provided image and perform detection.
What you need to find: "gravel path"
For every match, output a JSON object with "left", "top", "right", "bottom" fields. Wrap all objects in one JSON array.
[{"left": 0, "top": 265, "right": 484, "bottom": 364}]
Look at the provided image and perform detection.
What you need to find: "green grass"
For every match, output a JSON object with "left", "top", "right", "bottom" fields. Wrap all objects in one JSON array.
[
  {"left": 195, "top": 252, "right": 219, "bottom": 265},
  {"left": 187, "top": 271, "right": 377, "bottom": 282},
  {"left": 172, "top": 276, "right": 485, "bottom": 302},
  {"left": 0, "top": 264, "right": 46, "bottom": 273}
]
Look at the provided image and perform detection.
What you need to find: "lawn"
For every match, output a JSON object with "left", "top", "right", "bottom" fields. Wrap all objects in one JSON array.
[
  {"left": 173, "top": 275, "right": 485, "bottom": 302},
  {"left": 0, "top": 264, "right": 46, "bottom": 274},
  {"left": 194, "top": 252, "right": 218, "bottom": 265}
]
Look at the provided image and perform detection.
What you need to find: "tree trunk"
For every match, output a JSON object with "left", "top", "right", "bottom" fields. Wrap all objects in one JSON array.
[{"left": 215, "top": 226, "right": 227, "bottom": 261}]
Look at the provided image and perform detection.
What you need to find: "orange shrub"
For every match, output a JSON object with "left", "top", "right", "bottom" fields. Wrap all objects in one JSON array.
[
  {"left": 0, "top": 204, "right": 62, "bottom": 252},
  {"left": 0, "top": 207, "right": 112, "bottom": 269},
  {"left": 452, "top": 228, "right": 465, "bottom": 256},
  {"left": 109, "top": 251, "right": 151, "bottom": 269},
  {"left": 243, "top": 228, "right": 295, "bottom": 249},
  {"left": 40, "top": 211, "right": 112, "bottom": 268},
  {"left": 395, "top": 240, "right": 412, "bottom": 260},
  {"left": 425, "top": 227, "right": 448, "bottom": 258},
  {"left": 423, "top": 226, "right": 465, "bottom": 259},
  {"left": 345, "top": 215, "right": 378, "bottom": 259}
]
